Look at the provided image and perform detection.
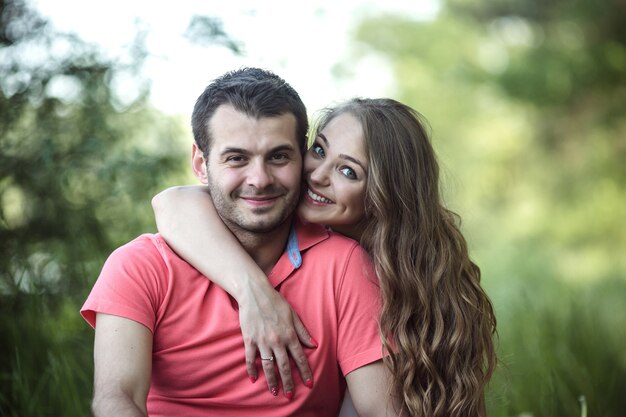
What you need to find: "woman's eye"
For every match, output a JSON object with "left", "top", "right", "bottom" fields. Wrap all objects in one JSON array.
[
  {"left": 339, "top": 167, "right": 357, "bottom": 180},
  {"left": 311, "top": 143, "right": 325, "bottom": 158}
]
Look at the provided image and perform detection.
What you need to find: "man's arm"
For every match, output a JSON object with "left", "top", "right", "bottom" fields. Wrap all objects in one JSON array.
[
  {"left": 346, "top": 360, "right": 400, "bottom": 417},
  {"left": 92, "top": 313, "right": 153, "bottom": 417}
]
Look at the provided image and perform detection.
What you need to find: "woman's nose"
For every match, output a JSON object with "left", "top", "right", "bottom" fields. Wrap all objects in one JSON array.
[{"left": 308, "top": 162, "right": 330, "bottom": 186}]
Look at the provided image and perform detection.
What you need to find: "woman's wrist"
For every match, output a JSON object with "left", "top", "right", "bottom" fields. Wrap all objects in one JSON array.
[{"left": 232, "top": 271, "right": 276, "bottom": 306}]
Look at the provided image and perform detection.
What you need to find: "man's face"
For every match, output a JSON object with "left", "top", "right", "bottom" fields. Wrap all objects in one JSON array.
[{"left": 192, "top": 104, "right": 302, "bottom": 235}]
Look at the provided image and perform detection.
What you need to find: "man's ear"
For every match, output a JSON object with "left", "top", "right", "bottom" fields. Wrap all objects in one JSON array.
[{"left": 191, "top": 143, "right": 208, "bottom": 184}]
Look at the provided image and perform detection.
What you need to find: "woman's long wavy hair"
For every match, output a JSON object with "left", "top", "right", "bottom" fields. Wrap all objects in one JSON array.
[{"left": 314, "top": 98, "right": 497, "bottom": 416}]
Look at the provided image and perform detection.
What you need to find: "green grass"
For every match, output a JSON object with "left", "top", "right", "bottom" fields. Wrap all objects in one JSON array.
[
  {"left": 1, "top": 270, "right": 624, "bottom": 416},
  {"left": 0, "top": 293, "right": 93, "bottom": 417},
  {"left": 486, "top": 277, "right": 626, "bottom": 417}
]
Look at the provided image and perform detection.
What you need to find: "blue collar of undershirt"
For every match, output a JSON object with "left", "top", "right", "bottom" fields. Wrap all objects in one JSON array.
[{"left": 286, "top": 224, "right": 302, "bottom": 269}]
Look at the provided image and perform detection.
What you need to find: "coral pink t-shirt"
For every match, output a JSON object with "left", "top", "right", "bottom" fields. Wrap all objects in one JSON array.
[{"left": 81, "top": 221, "right": 382, "bottom": 417}]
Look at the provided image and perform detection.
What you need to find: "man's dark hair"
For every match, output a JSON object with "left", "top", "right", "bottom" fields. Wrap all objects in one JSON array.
[{"left": 191, "top": 67, "right": 308, "bottom": 156}]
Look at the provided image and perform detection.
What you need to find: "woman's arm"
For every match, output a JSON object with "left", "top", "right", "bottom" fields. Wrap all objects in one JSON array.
[{"left": 152, "top": 186, "right": 316, "bottom": 398}]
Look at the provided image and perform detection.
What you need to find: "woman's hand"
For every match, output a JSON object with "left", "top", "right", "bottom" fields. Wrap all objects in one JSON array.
[{"left": 238, "top": 279, "right": 317, "bottom": 399}]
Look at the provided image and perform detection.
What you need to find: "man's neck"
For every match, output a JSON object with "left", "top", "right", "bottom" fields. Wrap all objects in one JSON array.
[{"left": 228, "top": 218, "right": 294, "bottom": 276}]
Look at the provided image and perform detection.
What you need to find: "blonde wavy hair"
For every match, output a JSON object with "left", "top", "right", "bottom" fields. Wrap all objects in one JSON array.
[{"left": 314, "top": 98, "right": 497, "bottom": 416}]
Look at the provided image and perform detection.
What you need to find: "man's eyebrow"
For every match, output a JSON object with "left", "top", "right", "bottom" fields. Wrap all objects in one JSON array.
[
  {"left": 220, "top": 147, "right": 250, "bottom": 156},
  {"left": 219, "top": 144, "right": 297, "bottom": 156},
  {"left": 270, "top": 144, "right": 297, "bottom": 153}
]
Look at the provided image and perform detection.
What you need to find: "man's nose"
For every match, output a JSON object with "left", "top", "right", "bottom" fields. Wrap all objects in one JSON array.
[{"left": 247, "top": 159, "right": 273, "bottom": 189}]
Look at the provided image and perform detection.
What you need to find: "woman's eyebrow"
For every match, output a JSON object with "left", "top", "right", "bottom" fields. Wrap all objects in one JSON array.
[
  {"left": 319, "top": 133, "right": 367, "bottom": 172},
  {"left": 340, "top": 154, "right": 367, "bottom": 173},
  {"left": 317, "top": 133, "right": 329, "bottom": 146}
]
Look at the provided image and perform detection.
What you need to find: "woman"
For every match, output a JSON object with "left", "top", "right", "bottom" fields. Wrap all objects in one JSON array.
[{"left": 153, "top": 98, "right": 497, "bottom": 417}]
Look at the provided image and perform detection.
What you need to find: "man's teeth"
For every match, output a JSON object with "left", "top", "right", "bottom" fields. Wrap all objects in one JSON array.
[{"left": 307, "top": 188, "right": 333, "bottom": 204}]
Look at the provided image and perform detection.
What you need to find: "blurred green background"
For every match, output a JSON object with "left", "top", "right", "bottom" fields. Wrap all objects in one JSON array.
[{"left": 1, "top": 0, "right": 624, "bottom": 415}]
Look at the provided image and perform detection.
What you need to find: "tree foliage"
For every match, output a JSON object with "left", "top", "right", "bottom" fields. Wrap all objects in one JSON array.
[
  {"left": 345, "top": 0, "right": 626, "bottom": 415},
  {"left": 0, "top": 0, "right": 190, "bottom": 414}
]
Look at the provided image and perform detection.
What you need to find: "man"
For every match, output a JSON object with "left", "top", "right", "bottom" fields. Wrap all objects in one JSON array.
[{"left": 81, "top": 68, "right": 396, "bottom": 416}]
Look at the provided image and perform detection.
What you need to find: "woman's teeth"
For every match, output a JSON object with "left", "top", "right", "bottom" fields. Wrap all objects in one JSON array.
[{"left": 307, "top": 188, "right": 333, "bottom": 204}]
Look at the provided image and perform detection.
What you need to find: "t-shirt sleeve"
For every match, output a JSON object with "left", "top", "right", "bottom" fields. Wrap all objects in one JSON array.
[
  {"left": 80, "top": 235, "right": 166, "bottom": 333},
  {"left": 336, "top": 244, "right": 383, "bottom": 376}
]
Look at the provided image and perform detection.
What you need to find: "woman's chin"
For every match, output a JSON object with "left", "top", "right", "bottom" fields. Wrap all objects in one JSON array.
[{"left": 296, "top": 203, "right": 322, "bottom": 225}]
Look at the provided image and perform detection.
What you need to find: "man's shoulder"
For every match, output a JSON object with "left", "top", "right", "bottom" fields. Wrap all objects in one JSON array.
[
  {"left": 106, "top": 233, "right": 180, "bottom": 269},
  {"left": 111, "top": 233, "right": 161, "bottom": 256},
  {"left": 295, "top": 221, "right": 369, "bottom": 262},
  {"left": 295, "top": 221, "right": 357, "bottom": 250},
  {"left": 322, "top": 231, "right": 362, "bottom": 256}
]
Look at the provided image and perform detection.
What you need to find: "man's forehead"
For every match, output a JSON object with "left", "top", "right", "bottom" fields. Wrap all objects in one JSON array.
[
  {"left": 209, "top": 104, "right": 296, "bottom": 127},
  {"left": 207, "top": 104, "right": 299, "bottom": 153}
]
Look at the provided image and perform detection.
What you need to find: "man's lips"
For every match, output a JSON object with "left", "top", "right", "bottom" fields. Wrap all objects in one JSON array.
[{"left": 240, "top": 195, "right": 281, "bottom": 206}]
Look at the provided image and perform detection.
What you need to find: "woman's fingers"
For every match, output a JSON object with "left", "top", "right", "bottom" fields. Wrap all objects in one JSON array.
[
  {"left": 270, "top": 347, "right": 294, "bottom": 399},
  {"left": 259, "top": 349, "right": 280, "bottom": 397},
  {"left": 244, "top": 341, "right": 259, "bottom": 383},
  {"left": 254, "top": 319, "right": 314, "bottom": 399},
  {"left": 293, "top": 311, "right": 317, "bottom": 348},
  {"left": 238, "top": 287, "right": 317, "bottom": 397},
  {"left": 290, "top": 311, "right": 315, "bottom": 388}
]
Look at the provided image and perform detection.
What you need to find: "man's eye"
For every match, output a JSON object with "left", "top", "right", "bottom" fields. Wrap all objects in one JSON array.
[
  {"left": 339, "top": 167, "right": 357, "bottom": 180},
  {"left": 271, "top": 153, "right": 288, "bottom": 161},
  {"left": 226, "top": 155, "right": 246, "bottom": 163}
]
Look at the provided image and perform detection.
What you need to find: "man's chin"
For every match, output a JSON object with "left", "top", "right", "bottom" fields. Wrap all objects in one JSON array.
[{"left": 238, "top": 214, "right": 293, "bottom": 234}]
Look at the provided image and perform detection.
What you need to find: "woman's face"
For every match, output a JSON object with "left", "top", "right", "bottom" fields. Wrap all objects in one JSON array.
[{"left": 297, "top": 112, "right": 368, "bottom": 238}]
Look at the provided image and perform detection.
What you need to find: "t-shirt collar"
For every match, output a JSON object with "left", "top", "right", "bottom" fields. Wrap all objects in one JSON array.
[
  {"left": 286, "top": 225, "right": 302, "bottom": 269},
  {"left": 268, "top": 218, "right": 329, "bottom": 288}
]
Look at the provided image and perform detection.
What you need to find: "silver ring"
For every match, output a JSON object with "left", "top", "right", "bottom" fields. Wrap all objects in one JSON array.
[{"left": 260, "top": 356, "right": 274, "bottom": 362}]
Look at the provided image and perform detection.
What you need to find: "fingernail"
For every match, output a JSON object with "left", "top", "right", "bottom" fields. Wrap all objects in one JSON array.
[
  {"left": 285, "top": 390, "right": 293, "bottom": 400},
  {"left": 305, "top": 378, "right": 313, "bottom": 388},
  {"left": 310, "top": 337, "right": 318, "bottom": 348},
  {"left": 249, "top": 376, "right": 257, "bottom": 384},
  {"left": 271, "top": 387, "right": 279, "bottom": 396}
]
